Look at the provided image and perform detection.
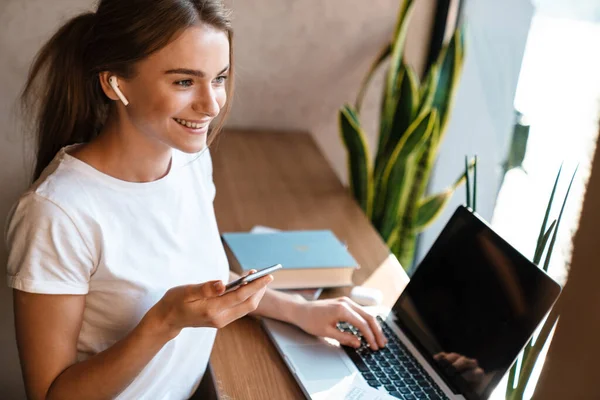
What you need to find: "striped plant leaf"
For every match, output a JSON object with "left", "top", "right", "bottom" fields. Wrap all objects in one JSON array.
[
  {"left": 377, "top": 111, "right": 436, "bottom": 240},
  {"left": 414, "top": 158, "right": 475, "bottom": 232},
  {"left": 389, "top": 65, "right": 420, "bottom": 147},
  {"left": 431, "top": 27, "right": 465, "bottom": 141},
  {"left": 416, "top": 64, "right": 440, "bottom": 119},
  {"left": 373, "top": 104, "right": 422, "bottom": 228},
  {"left": 385, "top": 0, "right": 415, "bottom": 109},
  {"left": 393, "top": 113, "right": 440, "bottom": 267},
  {"left": 392, "top": 0, "right": 413, "bottom": 44},
  {"left": 378, "top": 63, "right": 417, "bottom": 157},
  {"left": 339, "top": 104, "right": 373, "bottom": 216},
  {"left": 375, "top": 64, "right": 421, "bottom": 197},
  {"left": 376, "top": 67, "right": 406, "bottom": 173},
  {"left": 339, "top": 0, "right": 467, "bottom": 274},
  {"left": 381, "top": 1, "right": 416, "bottom": 150},
  {"left": 355, "top": 43, "right": 392, "bottom": 113}
]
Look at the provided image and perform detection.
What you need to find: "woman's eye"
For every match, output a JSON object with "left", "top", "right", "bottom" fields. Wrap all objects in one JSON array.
[
  {"left": 175, "top": 80, "right": 193, "bottom": 88},
  {"left": 214, "top": 75, "right": 228, "bottom": 85}
]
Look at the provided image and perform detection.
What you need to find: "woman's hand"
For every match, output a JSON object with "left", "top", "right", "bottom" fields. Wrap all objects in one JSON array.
[
  {"left": 294, "top": 297, "right": 388, "bottom": 350},
  {"left": 144, "top": 272, "right": 273, "bottom": 340}
]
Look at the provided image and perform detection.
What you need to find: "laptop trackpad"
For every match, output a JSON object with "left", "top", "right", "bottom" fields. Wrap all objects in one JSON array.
[{"left": 285, "top": 344, "right": 352, "bottom": 381}]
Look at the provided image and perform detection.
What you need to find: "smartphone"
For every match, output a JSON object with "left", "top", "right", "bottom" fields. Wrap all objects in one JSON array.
[{"left": 223, "top": 263, "right": 282, "bottom": 294}]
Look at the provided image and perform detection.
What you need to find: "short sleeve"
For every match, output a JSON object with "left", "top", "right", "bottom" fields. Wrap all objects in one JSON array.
[{"left": 4, "top": 193, "right": 94, "bottom": 295}]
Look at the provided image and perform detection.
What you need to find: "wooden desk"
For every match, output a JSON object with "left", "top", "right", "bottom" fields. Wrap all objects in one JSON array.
[{"left": 209, "top": 129, "right": 410, "bottom": 399}]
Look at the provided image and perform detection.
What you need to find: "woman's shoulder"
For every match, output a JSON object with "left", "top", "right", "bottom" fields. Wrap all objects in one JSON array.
[{"left": 26, "top": 148, "right": 92, "bottom": 213}]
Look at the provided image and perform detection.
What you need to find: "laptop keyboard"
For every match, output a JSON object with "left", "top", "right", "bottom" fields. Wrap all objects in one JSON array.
[{"left": 338, "top": 316, "right": 449, "bottom": 400}]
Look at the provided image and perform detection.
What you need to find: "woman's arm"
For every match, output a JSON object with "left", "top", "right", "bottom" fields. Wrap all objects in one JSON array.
[
  {"left": 229, "top": 271, "right": 305, "bottom": 322},
  {"left": 229, "top": 271, "right": 387, "bottom": 350},
  {"left": 14, "top": 275, "right": 272, "bottom": 400},
  {"left": 14, "top": 290, "right": 171, "bottom": 400}
]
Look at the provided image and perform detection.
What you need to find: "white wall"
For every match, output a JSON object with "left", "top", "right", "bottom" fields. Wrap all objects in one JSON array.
[
  {"left": 415, "top": 0, "right": 535, "bottom": 264},
  {"left": 0, "top": 1, "right": 434, "bottom": 396}
]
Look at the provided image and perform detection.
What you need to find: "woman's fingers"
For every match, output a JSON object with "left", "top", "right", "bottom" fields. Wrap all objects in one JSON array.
[
  {"left": 336, "top": 302, "right": 380, "bottom": 351},
  {"left": 215, "top": 283, "right": 269, "bottom": 327},
  {"left": 325, "top": 326, "right": 362, "bottom": 348},
  {"left": 340, "top": 297, "right": 387, "bottom": 348},
  {"left": 218, "top": 274, "right": 273, "bottom": 308},
  {"left": 186, "top": 280, "right": 225, "bottom": 301}
]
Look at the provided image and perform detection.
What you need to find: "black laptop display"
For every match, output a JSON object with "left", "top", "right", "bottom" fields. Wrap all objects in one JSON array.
[{"left": 392, "top": 206, "right": 561, "bottom": 399}]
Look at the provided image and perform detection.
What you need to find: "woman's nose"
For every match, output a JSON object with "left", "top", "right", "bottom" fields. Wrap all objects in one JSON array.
[{"left": 192, "top": 86, "right": 220, "bottom": 118}]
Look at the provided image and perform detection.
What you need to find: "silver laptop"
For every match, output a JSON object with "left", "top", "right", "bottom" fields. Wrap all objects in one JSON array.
[{"left": 262, "top": 206, "right": 561, "bottom": 400}]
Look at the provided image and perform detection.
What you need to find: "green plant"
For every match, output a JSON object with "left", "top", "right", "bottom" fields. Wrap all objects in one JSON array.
[
  {"left": 505, "top": 165, "right": 578, "bottom": 400},
  {"left": 464, "top": 155, "right": 478, "bottom": 211},
  {"left": 339, "top": 0, "right": 467, "bottom": 271}
]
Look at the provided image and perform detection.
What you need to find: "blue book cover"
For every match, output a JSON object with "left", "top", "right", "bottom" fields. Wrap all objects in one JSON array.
[{"left": 221, "top": 230, "right": 359, "bottom": 272}]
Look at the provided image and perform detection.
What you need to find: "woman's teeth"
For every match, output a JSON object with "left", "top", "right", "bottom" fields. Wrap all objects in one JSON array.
[{"left": 174, "top": 118, "right": 207, "bottom": 129}]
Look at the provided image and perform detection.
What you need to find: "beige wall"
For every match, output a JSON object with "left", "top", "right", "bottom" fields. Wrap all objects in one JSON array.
[
  {"left": 224, "top": 0, "right": 436, "bottom": 184},
  {"left": 0, "top": 0, "right": 435, "bottom": 396}
]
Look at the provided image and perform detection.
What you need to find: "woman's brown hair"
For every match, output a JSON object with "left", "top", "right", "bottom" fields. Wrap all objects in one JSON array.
[{"left": 21, "top": 0, "right": 234, "bottom": 182}]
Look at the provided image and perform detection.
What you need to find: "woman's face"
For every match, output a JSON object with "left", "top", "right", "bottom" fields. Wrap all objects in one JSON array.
[{"left": 115, "top": 24, "right": 230, "bottom": 154}]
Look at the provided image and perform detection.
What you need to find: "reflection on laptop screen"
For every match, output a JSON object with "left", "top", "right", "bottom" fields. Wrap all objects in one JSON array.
[{"left": 393, "top": 206, "right": 561, "bottom": 400}]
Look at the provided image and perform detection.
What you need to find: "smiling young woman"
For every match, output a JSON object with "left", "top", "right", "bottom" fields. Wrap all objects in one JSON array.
[{"left": 6, "top": 1, "right": 387, "bottom": 399}]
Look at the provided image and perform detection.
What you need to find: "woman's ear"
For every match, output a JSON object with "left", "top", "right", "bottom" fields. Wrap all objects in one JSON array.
[{"left": 99, "top": 72, "right": 129, "bottom": 106}]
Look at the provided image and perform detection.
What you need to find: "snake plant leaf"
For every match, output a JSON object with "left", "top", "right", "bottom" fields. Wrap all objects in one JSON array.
[
  {"left": 543, "top": 165, "right": 578, "bottom": 272},
  {"left": 413, "top": 158, "right": 475, "bottom": 232},
  {"left": 508, "top": 307, "right": 560, "bottom": 399},
  {"left": 392, "top": 0, "right": 413, "bottom": 45},
  {"left": 381, "top": 64, "right": 420, "bottom": 166},
  {"left": 377, "top": 111, "right": 436, "bottom": 240},
  {"left": 375, "top": 64, "right": 421, "bottom": 201},
  {"left": 508, "top": 167, "right": 577, "bottom": 399},
  {"left": 414, "top": 189, "right": 451, "bottom": 233},
  {"left": 393, "top": 115, "right": 440, "bottom": 267},
  {"left": 465, "top": 156, "right": 471, "bottom": 209},
  {"left": 383, "top": 0, "right": 416, "bottom": 134},
  {"left": 416, "top": 64, "right": 440, "bottom": 119},
  {"left": 533, "top": 220, "right": 557, "bottom": 265},
  {"left": 377, "top": 67, "right": 406, "bottom": 168},
  {"left": 339, "top": 104, "right": 373, "bottom": 216},
  {"left": 355, "top": 43, "right": 392, "bottom": 113},
  {"left": 386, "top": 0, "right": 414, "bottom": 102},
  {"left": 431, "top": 27, "right": 465, "bottom": 139},
  {"left": 535, "top": 165, "right": 562, "bottom": 256},
  {"left": 473, "top": 155, "right": 478, "bottom": 212},
  {"left": 356, "top": 0, "right": 415, "bottom": 115}
]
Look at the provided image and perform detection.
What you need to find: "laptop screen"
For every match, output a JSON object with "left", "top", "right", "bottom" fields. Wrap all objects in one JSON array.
[{"left": 392, "top": 206, "right": 561, "bottom": 400}]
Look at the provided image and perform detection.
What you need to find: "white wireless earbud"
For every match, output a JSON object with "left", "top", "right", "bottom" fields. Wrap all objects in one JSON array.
[{"left": 108, "top": 76, "right": 129, "bottom": 106}]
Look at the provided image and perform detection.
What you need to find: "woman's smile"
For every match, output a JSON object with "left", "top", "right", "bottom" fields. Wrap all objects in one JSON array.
[{"left": 173, "top": 117, "right": 210, "bottom": 134}]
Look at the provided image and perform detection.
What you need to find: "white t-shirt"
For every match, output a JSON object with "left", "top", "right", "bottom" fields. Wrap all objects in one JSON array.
[{"left": 5, "top": 144, "right": 230, "bottom": 399}]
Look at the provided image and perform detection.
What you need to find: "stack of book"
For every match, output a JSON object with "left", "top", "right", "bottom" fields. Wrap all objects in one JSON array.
[{"left": 221, "top": 229, "right": 359, "bottom": 294}]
